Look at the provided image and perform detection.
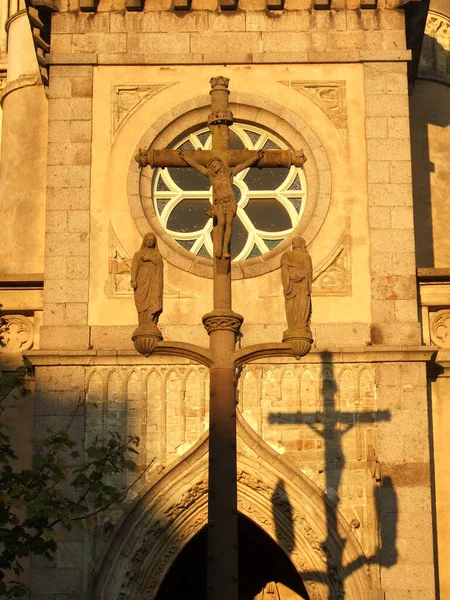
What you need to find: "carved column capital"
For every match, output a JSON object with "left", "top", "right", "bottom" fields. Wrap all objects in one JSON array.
[
  {"left": 209, "top": 76, "right": 230, "bottom": 92},
  {"left": 202, "top": 309, "right": 243, "bottom": 336}
]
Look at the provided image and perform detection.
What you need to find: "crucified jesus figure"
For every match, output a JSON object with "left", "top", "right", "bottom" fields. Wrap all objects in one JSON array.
[{"left": 179, "top": 150, "right": 264, "bottom": 259}]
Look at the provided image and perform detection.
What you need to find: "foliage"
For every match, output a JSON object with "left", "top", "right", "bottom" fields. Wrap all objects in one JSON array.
[{"left": 0, "top": 306, "right": 146, "bottom": 599}]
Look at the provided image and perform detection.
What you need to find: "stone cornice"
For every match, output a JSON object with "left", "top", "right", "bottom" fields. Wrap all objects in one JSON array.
[
  {"left": 26, "top": 344, "right": 437, "bottom": 367},
  {"left": 235, "top": 344, "right": 437, "bottom": 365},
  {"left": 27, "top": 341, "right": 214, "bottom": 367},
  {"left": 0, "top": 73, "right": 42, "bottom": 107},
  {"left": 5, "top": 9, "right": 28, "bottom": 34},
  {"left": 46, "top": 50, "right": 412, "bottom": 67}
]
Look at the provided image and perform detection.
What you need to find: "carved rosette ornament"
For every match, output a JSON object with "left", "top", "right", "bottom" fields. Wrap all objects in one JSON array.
[
  {"left": 202, "top": 309, "right": 244, "bottom": 337},
  {"left": 0, "top": 315, "right": 34, "bottom": 354},
  {"left": 430, "top": 309, "right": 450, "bottom": 348}
]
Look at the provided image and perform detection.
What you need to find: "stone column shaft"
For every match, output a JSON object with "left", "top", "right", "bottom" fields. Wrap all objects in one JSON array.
[{"left": 0, "top": 10, "right": 47, "bottom": 275}]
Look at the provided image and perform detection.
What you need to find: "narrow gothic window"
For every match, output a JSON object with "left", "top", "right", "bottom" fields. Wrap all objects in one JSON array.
[{"left": 152, "top": 123, "right": 307, "bottom": 261}]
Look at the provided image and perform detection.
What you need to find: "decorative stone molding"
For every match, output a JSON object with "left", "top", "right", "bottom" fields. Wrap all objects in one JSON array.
[
  {"left": 0, "top": 73, "right": 42, "bottom": 107},
  {"left": 111, "top": 83, "right": 178, "bottom": 142},
  {"left": 85, "top": 364, "right": 210, "bottom": 466},
  {"left": 0, "top": 314, "right": 34, "bottom": 354},
  {"left": 202, "top": 309, "right": 244, "bottom": 336},
  {"left": 279, "top": 80, "right": 347, "bottom": 129}
]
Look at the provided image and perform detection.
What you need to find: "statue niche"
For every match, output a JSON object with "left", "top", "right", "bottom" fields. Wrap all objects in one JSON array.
[
  {"left": 281, "top": 236, "right": 313, "bottom": 358},
  {"left": 131, "top": 231, "right": 164, "bottom": 356}
]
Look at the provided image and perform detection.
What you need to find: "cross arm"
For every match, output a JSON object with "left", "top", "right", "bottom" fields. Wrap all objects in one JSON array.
[{"left": 135, "top": 148, "right": 307, "bottom": 169}]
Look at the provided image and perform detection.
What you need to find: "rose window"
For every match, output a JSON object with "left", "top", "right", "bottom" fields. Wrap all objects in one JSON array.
[{"left": 152, "top": 123, "right": 307, "bottom": 261}]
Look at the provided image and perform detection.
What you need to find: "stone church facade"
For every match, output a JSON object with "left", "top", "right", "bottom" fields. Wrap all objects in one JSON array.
[{"left": 0, "top": 0, "right": 449, "bottom": 598}]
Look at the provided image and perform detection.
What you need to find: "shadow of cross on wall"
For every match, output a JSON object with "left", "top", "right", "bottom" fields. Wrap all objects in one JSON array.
[{"left": 268, "top": 351, "right": 397, "bottom": 598}]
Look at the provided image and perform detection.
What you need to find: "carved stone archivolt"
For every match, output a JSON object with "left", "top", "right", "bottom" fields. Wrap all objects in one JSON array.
[
  {"left": 93, "top": 412, "right": 374, "bottom": 600},
  {"left": 279, "top": 80, "right": 347, "bottom": 129},
  {"left": 430, "top": 309, "right": 450, "bottom": 347},
  {"left": 0, "top": 314, "right": 34, "bottom": 354},
  {"left": 111, "top": 82, "right": 177, "bottom": 141}
]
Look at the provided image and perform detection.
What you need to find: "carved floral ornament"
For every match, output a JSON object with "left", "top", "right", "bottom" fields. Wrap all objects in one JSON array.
[
  {"left": 279, "top": 81, "right": 347, "bottom": 129},
  {"left": 111, "top": 82, "right": 177, "bottom": 142},
  {"left": 430, "top": 309, "right": 450, "bottom": 348},
  {"left": 0, "top": 314, "right": 34, "bottom": 354}
]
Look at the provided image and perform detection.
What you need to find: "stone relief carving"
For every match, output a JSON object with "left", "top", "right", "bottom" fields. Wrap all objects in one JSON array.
[
  {"left": 86, "top": 365, "right": 210, "bottom": 468},
  {"left": 258, "top": 232, "right": 351, "bottom": 300},
  {"left": 430, "top": 309, "right": 450, "bottom": 347},
  {"left": 279, "top": 80, "right": 347, "bottom": 129},
  {"left": 0, "top": 314, "right": 34, "bottom": 354},
  {"left": 144, "top": 511, "right": 208, "bottom": 599},
  {"left": 111, "top": 82, "right": 178, "bottom": 140},
  {"left": 312, "top": 232, "right": 351, "bottom": 296},
  {"left": 419, "top": 12, "right": 450, "bottom": 78},
  {"left": 108, "top": 223, "right": 197, "bottom": 299},
  {"left": 118, "top": 481, "right": 208, "bottom": 600}
]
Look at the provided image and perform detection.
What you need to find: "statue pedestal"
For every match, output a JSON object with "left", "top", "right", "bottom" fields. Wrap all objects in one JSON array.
[
  {"left": 282, "top": 327, "right": 313, "bottom": 359},
  {"left": 132, "top": 323, "right": 163, "bottom": 357}
]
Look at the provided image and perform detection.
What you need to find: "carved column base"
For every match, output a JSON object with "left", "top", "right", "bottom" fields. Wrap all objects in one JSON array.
[
  {"left": 132, "top": 323, "right": 163, "bottom": 357},
  {"left": 282, "top": 327, "right": 313, "bottom": 359},
  {"left": 202, "top": 309, "right": 244, "bottom": 337}
]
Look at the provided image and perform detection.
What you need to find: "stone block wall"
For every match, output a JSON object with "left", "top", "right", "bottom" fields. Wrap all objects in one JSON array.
[
  {"left": 39, "top": 65, "right": 94, "bottom": 350},
  {"left": 30, "top": 353, "right": 435, "bottom": 599},
  {"left": 48, "top": 8, "right": 409, "bottom": 66},
  {"left": 364, "top": 62, "right": 421, "bottom": 346}
]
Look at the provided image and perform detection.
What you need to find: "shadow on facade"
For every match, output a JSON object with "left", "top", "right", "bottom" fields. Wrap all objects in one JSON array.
[
  {"left": 268, "top": 351, "right": 397, "bottom": 596},
  {"left": 410, "top": 36, "right": 450, "bottom": 268}
]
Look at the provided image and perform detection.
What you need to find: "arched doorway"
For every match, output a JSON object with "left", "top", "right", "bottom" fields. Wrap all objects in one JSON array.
[
  {"left": 155, "top": 513, "right": 309, "bottom": 600},
  {"left": 93, "top": 413, "right": 375, "bottom": 600}
]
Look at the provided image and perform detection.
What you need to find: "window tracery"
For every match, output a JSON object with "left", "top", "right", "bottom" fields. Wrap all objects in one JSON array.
[{"left": 152, "top": 123, "right": 307, "bottom": 261}]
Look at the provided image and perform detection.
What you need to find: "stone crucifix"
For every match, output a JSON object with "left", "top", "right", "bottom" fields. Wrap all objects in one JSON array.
[{"left": 135, "top": 76, "right": 307, "bottom": 600}]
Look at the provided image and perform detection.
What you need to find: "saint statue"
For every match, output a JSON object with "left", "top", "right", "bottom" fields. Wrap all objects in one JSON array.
[
  {"left": 280, "top": 236, "right": 313, "bottom": 357},
  {"left": 179, "top": 150, "right": 263, "bottom": 259},
  {"left": 131, "top": 232, "right": 163, "bottom": 327}
]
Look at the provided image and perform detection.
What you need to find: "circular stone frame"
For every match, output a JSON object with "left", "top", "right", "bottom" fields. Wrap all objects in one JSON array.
[{"left": 128, "top": 92, "right": 331, "bottom": 280}]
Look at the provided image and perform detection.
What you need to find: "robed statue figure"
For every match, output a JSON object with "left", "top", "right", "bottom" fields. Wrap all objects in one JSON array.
[
  {"left": 131, "top": 232, "right": 163, "bottom": 326},
  {"left": 280, "top": 236, "right": 313, "bottom": 357}
]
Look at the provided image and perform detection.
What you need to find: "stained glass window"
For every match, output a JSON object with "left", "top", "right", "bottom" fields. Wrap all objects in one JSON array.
[{"left": 152, "top": 123, "right": 307, "bottom": 261}]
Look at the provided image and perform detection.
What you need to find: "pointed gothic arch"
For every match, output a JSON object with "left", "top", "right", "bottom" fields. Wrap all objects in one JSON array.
[{"left": 92, "top": 413, "right": 375, "bottom": 600}]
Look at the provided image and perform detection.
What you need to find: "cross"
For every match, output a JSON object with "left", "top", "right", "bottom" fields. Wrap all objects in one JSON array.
[{"left": 135, "top": 76, "right": 307, "bottom": 600}]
